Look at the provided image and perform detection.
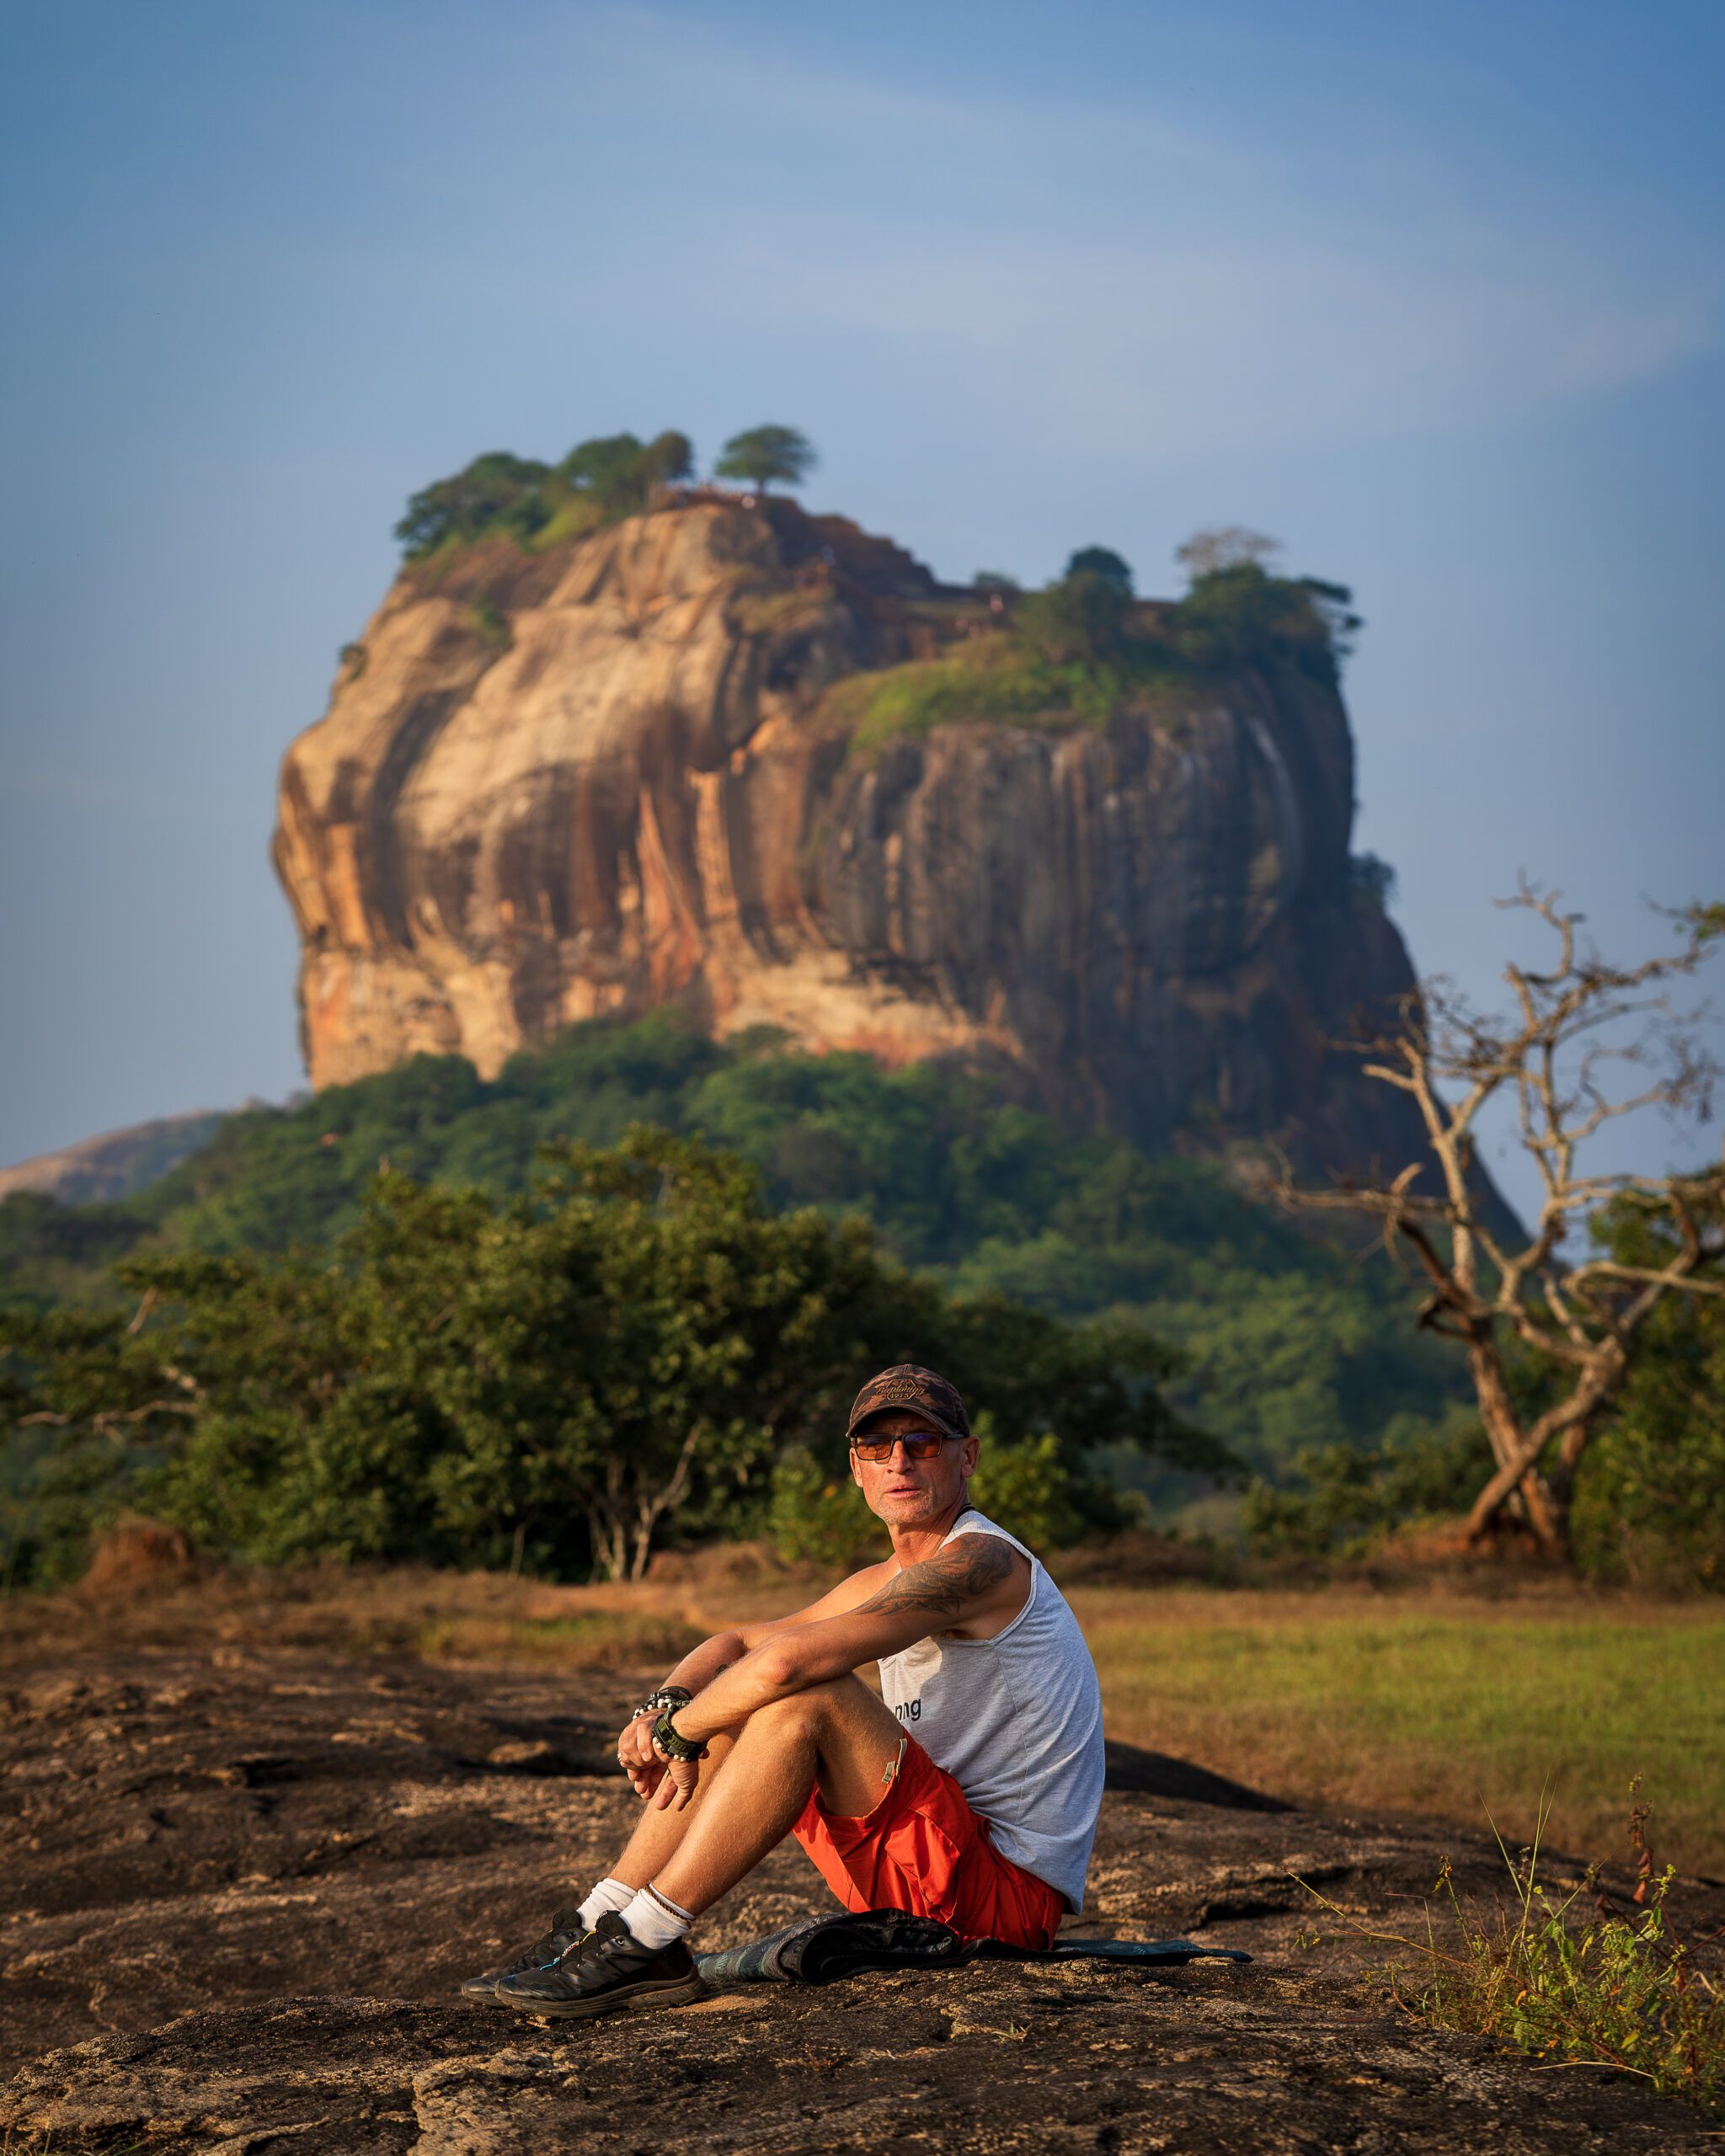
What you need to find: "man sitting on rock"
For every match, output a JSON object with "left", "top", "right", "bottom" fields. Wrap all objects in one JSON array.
[{"left": 463, "top": 1364, "right": 1107, "bottom": 2022}]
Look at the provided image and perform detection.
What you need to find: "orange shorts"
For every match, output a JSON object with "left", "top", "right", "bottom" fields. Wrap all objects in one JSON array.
[{"left": 792, "top": 1734, "right": 1063, "bottom": 1951}]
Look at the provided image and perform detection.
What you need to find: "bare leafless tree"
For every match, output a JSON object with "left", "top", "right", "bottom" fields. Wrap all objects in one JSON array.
[
  {"left": 1278, "top": 883, "right": 1725, "bottom": 1556},
  {"left": 1174, "top": 526, "right": 1280, "bottom": 579}
]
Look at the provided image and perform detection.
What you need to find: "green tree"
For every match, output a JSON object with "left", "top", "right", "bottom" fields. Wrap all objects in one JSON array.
[
  {"left": 558, "top": 430, "right": 692, "bottom": 518},
  {"left": 559, "top": 432, "right": 647, "bottom": 499},
  {"left": 639, "top": 429, "right": 695, "bottom": 494},
  {"left": 1242, "top": 1407, "right": 1491, "bottom": 1561},
  {"left": 1015, "top": 567, "right": 1130, "bottom": 664},
  {"left": 3, "top": 1128, "right": 1223, "bottom": 1585},
  {"left": 1568, "top": 1205, "right": 1725, "bottom": 1589},
  {"left": 714, "top": 425, "right": 817, "bottom": 494},
  {"left": 1064, "top": 547, "right": 1133, "bottom": 592},
  {"left": 768, "top": 1418, "right": 1090, "bottom": 1568},
  {"left": 1172, "top": 559, "right": 1356, "bottom": 682},
  {"left": 394, "top": 451, "right": 553, "bottom": 558},
  {"left": 965, "top": 1422, "right": 1087, "bottom": 1550}
]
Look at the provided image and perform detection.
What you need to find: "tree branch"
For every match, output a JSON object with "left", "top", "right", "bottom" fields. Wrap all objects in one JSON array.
[{"left": 1279, "top": 879, "right": 1724, "bottom": 1553}]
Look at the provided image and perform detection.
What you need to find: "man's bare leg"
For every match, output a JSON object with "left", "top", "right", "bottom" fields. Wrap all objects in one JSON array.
[
  {"left": 606, "top": 1730, "right": 737, "bottom": 1890},
  {"left": 648, "top": 1675, "right": 903, "bottom": 1916},
  {"left": 490, "top": 1678, "right": 903, "bottom": 2015}
]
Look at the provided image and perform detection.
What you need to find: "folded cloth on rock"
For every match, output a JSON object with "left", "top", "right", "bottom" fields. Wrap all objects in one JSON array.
[{"left": 694, "top": 1908, "right": 1251, "bottom": 1987}]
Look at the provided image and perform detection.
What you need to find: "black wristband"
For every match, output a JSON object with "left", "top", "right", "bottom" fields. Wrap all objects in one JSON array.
[{"left": 653, "top": 1707, "right": 706, "bottom": 1763}]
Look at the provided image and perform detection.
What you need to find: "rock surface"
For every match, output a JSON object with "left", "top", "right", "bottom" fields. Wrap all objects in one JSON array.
[
  {"left": 274, "top": 499, "right": 1428, "bottom": 1177},
  {"left": 4, "top": 1647, "right": 1719, "bottom": 2153}
]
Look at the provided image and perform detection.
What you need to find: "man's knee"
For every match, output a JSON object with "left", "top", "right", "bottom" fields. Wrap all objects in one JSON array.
[{"left": 747, "top": 1674, "right": 865, "bottom": 1737}]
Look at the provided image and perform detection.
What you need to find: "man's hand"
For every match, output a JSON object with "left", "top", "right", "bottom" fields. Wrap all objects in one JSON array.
[
  {"left": 617, "top": 1710, "right": 664, "bottom": 1801},
  {"left": 649, "top": 1728, "right": 702, "bottom": 1812}
]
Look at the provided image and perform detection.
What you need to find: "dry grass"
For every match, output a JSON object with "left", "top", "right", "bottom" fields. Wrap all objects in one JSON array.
[
  {"left": 0, "top": 1561, "right": 740, "bottom": 1669},
  {"left": 4, "top": 1561, "right": 1720, "bottom": 1876}
]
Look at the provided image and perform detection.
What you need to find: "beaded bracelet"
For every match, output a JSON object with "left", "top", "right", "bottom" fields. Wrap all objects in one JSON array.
[{"left": 633, "top": 1684, "right": 693, "bottom": 1721}]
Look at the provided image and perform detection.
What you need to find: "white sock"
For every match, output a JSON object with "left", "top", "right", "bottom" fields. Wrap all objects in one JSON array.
[
  {"left": 621, "top": 1883, "right": 694, "bottom": 1951},
  {"left": 575, "top": 1877, "right": 634, "bottom": 1931}
]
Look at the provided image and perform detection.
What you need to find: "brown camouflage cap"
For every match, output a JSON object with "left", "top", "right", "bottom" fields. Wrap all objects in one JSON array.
[{"left": 846, "top": 1364, "right": 971, "bottom": 1443}]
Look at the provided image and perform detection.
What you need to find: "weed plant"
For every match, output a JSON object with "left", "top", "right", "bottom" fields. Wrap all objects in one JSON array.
[{"left": 1299, "top": 1784, "right": 1725, "bottom": 2114}]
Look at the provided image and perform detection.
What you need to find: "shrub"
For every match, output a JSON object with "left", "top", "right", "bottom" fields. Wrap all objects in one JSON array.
[
  {"left": 766, "top": 1446, "right": 879, "bottom": 1570},
  {"left": 1569, "top": 1253, "right": 1725, "bottom": 1591},
  {"left": 821, "top": 547, "right": 1365, "bottom": 761},
  {"left": 1242, "top": 1407, "right": 1491, "bottom": 1560},
  {"left": 766, "top": 1422, "right": 1091, "bottom": 1572},
  {"left": 1348, "top": 851, "right": 1397, "bottom": 911},
  {"left": 966, "top": 1423, "right": 1087, "bottom": 1550},
  {"left": 822, "top": 637, "right": 1156, "bottom": 759}
]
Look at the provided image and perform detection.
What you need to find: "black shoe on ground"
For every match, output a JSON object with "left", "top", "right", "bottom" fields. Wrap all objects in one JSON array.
[
  {"left": 459, "top": 1907, "right": 585, "bottom": 2002},
  {"left": 495, "top": 1909, "right": 707, "bottom": 2020}
]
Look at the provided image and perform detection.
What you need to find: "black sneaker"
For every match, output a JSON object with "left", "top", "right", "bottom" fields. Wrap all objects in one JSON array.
[
  {"left": 458, "top": 1907, "right": 585, "bottom": 2001},
  {"left": 495, "top": 1909, "right": 708, "bottom": 2020}
]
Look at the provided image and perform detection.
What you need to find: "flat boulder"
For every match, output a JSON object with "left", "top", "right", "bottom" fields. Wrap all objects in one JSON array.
[{"left": 3, "top": 1649, "right": 1719, "bottom": 2153}]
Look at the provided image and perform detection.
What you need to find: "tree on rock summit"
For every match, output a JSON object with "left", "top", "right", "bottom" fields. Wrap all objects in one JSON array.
[
  {"left": 715, "top": 425, "right": 817, "bottom": 494},
  {"left": 1064, "top": 546, "right": 1134, "bottom": 592},
  {"left": 559, "top": 430, "right": 692, "bottom": 518},
  {"left": 394, "top": 451, "right": 553, "bottom": 558}
]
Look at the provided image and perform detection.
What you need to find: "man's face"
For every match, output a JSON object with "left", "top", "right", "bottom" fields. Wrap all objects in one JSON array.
[{"left": 850, "top": 1407, "right": 979, "bottom": 1529}]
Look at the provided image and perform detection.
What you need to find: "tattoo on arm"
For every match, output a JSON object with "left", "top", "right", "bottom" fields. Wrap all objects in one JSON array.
[{"left": 856, "top": 1535, "right": 1015, "bottom": 1620}]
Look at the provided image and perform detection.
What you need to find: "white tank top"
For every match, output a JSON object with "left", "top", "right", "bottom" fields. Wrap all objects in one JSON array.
[{"left": 877, "top": 1508, "right": 1105, "bottom": 1913}]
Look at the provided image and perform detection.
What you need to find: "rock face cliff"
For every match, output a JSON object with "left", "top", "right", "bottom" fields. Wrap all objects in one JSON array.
[{"left": 274, "top": 498, "right": 1424, "bottom": 1176}]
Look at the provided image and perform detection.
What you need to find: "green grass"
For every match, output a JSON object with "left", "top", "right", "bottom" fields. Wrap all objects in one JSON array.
[
  {"left": 524, "top": 492, "right": 609, "bottom": 549},
  {"left": 1075, "top": 1590, "right": 1725, "bottom": 1875},
  {"left": 820, "top": 634, "right": 1192, "bottom": 763}
]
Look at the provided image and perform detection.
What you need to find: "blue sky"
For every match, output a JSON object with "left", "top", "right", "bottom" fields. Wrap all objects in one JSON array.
[{"left": 3, "top": 0, "right": 1721, "bottom": 1220}]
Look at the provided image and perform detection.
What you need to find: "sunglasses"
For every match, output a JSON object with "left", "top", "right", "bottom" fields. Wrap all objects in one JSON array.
[{"left": 851, "top": 1429, "right": 950, "bottom": 1462}]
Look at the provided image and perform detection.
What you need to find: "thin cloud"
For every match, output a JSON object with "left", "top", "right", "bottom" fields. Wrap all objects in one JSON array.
[
  {"left": 530, "top": 6, "right": 1719, "bottom": 459},
  {"left": 690, "top": 225, "right": 1702, "bottom": 455}
]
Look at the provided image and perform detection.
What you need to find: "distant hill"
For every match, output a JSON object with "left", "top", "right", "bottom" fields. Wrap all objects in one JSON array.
[{"left": 0, "top": 1112, "right": 226, "bottom": 1206}]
